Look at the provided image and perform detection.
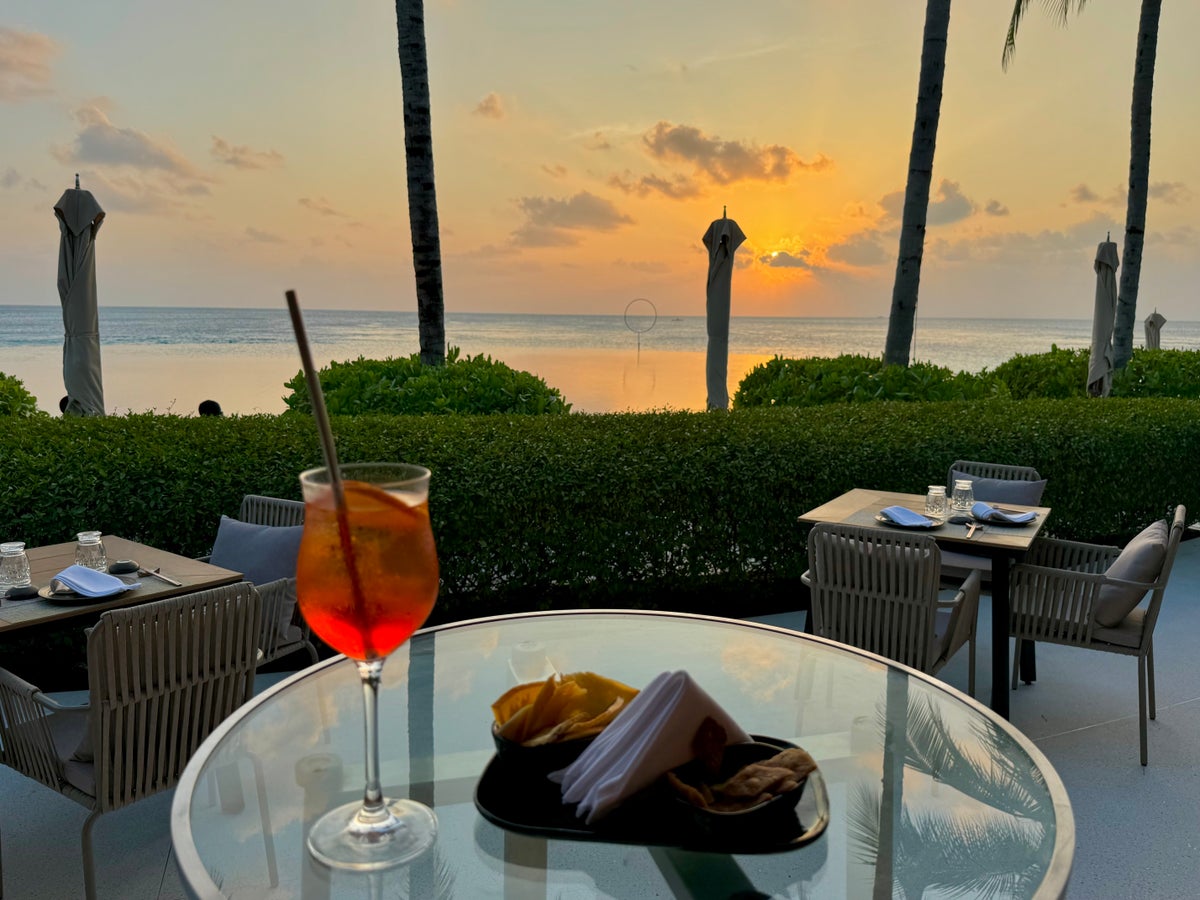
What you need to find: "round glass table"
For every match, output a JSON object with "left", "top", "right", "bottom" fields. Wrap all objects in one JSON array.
[{"left": 171, "top": 610, "right": 1074, "bottom": 898}]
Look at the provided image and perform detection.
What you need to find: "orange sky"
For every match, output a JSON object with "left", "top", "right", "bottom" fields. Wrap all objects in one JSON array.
[{"left": 2, "top": 2, "right": 1199, "bottom": 320}]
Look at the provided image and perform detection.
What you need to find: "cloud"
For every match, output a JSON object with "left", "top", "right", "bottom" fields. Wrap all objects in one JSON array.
[
  {"left": 642, "top": 121, "right": 831, "bottom": 185},
  {"left": 245, "top": 226, "right": 283, "bottom": 243},
  {"left": 299, "top": 196, "right": 346, "bottom": 217},
  {"left": 608, "top": 171, "right": 702, "bottom": 200},
  {"left": 210, "top": 136, "right": 284, "bottom": 170},
  {"left": 585, "top": 132, "right": 611, "bottom": 151},
  {"left": 541, "top": 163, "right": 568, "bottom": 178},
  {"left": 985, "top": 199, "right": 1010, "bottom": 216},
  {"left": 1069, "top": 183, "right": 1100, "bottom": 203},
  {"left": 511, "top": 190, "right": 634, "bottom": 247},
  {"left": 72, "top": 170, "right": 190, "bottom": 215},
  {"left": 1, "top": 167, "right": 20, "bottom": 188},
  {"left": 1149, "top": 181, "right": 1191, "bottom": 205},
  {"left": 0, "top": 27, "right": 58, "bottom": 102},
  {"left": 825, "top": 231, "right": 889, "bottom": 267},
  {"left": 879, "top": 179, "right": 975, "bottom": 226},
  {"left": 759, "top": 250, "right": 813, "bottom": 269},
  {"left": 54, "top": 104, "right": 212, "bottom": 193},
  {"left": 473, "top": 92, "right": 505, "bottom": 119},
  {"left": 927, "top": 210, "right": 1121, "bottom": 267}
]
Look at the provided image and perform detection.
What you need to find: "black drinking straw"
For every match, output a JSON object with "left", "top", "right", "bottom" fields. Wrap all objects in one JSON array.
[{"left": 285, "top": 290, "right": 344, "bottom": 505}]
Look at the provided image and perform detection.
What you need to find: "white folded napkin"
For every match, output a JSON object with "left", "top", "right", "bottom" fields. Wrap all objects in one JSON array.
[
  {"left": 52, "top": 565, "right": 138, "bottom": 598},
  {"left": 880, "top": 505, "right": 934, "bottom": 527},
  {"left": 971, "top": 501, "right": 1037, "bottom": 525},
  {"left": 554, "top": 670, "right": 751, "bottom": 824}
]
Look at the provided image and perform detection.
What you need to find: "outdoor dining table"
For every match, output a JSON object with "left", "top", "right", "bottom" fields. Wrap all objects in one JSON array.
[
  {"left": 170, "top": 609, "right": 1074, "bottom": 899},
  {"left": 0, "top": 535, "right": 242, "bottom": 634},
  {"left": 798, "top": 488, "right": 1051, "bottom": 719}
]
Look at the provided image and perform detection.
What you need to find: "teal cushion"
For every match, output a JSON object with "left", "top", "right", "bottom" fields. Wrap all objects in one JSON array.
[
  {"left": 950, "top": 471, "right": 1046, "bottom": 506},
  {"left": 209, "top": 516, "right": 303, "bottom": 584},
  {"left": 1094, "top": 520, "right": 1168, "bottom": 628}
]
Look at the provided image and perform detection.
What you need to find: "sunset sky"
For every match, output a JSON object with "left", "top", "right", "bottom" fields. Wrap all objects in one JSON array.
[{"left": 3, "top": 1, "right": 1199, "bottom": 320}]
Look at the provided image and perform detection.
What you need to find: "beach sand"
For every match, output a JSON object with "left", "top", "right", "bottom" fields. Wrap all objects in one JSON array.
[{"left": 12, "top": 346, "right": 774, "bottom": 416}]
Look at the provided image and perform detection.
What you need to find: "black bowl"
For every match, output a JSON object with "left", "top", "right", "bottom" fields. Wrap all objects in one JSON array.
[
  {"left": 668, "top": 741, "right": 808, "bottom": 841},
  {"left": 491, "top": 722, "right": 597, "bottom": 775}
]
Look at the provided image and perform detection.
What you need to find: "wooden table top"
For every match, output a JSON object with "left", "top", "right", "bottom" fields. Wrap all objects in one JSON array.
[
  {"left": 0, "top": 535, "right": 242, "bottom": 633},
  {"left": 798, "top": 487, "right": 1050, "bottom": 555}
]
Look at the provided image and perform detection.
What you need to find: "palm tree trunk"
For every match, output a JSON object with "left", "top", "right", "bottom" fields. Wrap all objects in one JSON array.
[
  {"left": 884, "top": 0, "right": 951, "bottom": 368},
  {"left": 396, "top": 0, "right": 446, "bottom": 366},
  {"left": 1112, "top": 0, "right": 1160, "bottom": 370}
]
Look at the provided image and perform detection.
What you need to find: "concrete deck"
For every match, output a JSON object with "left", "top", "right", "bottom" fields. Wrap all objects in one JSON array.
[{"left": 3, "top": 541, "right": 1199, "bottom": 898}]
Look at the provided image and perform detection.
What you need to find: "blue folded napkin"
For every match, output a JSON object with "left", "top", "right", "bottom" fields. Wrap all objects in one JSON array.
[
  {"left": 971, "top": 501, "right": 1037, "bottom": 525},
  {"left": 52, "top": 565, "right": 138, "bottom": 598},
  {"left": 880, "top": 506, "right": 935, "bottom": 527}
]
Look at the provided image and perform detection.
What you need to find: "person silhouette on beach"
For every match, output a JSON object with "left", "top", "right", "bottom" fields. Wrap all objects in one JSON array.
[{"left": 198, "top": 399, "right": 223, "bottom": 417}]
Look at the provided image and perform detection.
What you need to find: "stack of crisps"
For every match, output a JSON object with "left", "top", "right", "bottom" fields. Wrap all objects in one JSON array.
[{"left": 492, "top": 672, "right": 639, "bottom": 746}]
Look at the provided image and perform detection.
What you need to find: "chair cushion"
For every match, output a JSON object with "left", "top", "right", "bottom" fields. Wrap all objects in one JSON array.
[
  {"left": 1091, "top": 606, "right": 1147, "bottom": 650},
  {"left": 950, "top": 470, "right": 1047, "bottom": 506},
  {"left": 261, "top": 577, "right": 303, "bottom": 645},
  {"left": 1094, "top": 520, "right": 1168, "bottom": 628},
  {"left": 210, "top": 516, "right": 304, "bottom": 585}
]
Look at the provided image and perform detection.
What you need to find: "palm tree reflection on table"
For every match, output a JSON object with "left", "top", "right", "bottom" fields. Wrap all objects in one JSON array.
[{"left": 849, "top": 690, "right": 1055, "bottom": 898}]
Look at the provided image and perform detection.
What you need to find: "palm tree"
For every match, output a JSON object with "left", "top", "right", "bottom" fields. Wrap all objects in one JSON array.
[
  {"left": 883, "top": 0, "right": 952, "bottom": 368},
  {"left": 1004, "top": 0, "right": 1162, "bottom": 370},
  {"left": 395, "top": 0, "right": 446, "bottom": 366}
]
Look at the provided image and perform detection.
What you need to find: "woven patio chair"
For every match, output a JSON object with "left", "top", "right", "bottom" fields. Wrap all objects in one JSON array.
[
  {"left": 941, "top": 459, "right": 1047, "bottom": 583},
  {"left": 209, "top": 494, "right": 318, "bottom": 668},
  {"left": 805, "top": 523, "right": 982, "bottom": 696},
  {"left": 0, "top": 582, "right": 262, "bottom": 899},
  {"left": 1010, "top": 505, "right": 1186, "bottom": 765}
]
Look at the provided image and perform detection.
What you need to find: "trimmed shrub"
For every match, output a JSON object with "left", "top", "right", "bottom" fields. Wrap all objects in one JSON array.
[
  {"left": 0, "top": 372, "right": 46, "bottom": 418},
  {"left": 282, "top": 347, "right": 571, "bottom": 416},
  {"left": 733, "top": 354, "right": 1007, "bottom": 408}
]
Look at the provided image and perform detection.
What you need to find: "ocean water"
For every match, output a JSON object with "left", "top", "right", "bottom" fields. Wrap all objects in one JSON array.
[{"left": 3, "top": 306, "right": 1197, "bottom": 415}]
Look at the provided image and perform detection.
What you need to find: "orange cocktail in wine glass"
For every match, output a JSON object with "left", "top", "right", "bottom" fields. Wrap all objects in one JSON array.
[{"left": 297, "top": 462, "right": 439, "bottom": 870}]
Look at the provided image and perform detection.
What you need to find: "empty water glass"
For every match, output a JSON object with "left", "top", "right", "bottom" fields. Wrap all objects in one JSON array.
[
  {"left": 75, "top": 531, "right": 108, "bottom": 572},
  {"left": 0, "top": 542, "right": 31, "bottom": 587},
  {"left": 924, "top": 485, "right": 948, "bottom": 521},
  {"left": 951, "top": 479, "right": 975, "bottom": 512}
]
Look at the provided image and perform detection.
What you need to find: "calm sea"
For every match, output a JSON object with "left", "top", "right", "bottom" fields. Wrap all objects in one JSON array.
[{"left": 3, "top": 306, "right": 1197, "bottom": 415}]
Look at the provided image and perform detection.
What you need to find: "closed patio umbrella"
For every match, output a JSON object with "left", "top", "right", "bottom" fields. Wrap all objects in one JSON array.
[
  {"left": 1087, "top": 237, "right": 1119, "bottom": 398},
  {"left": 1144, "top": 309, "right": 1166, "bottom": 350},
  {"left": 54, "top": 178, "right": 106, "bottom": 416},
  {"left": 702, "top": 208, "right": 746, "bottom": 410}
]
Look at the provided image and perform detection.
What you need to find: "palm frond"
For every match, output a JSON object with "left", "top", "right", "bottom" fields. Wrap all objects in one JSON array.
[{"left": 1004, "top": 0, "right": 1089, "bottom": 70}]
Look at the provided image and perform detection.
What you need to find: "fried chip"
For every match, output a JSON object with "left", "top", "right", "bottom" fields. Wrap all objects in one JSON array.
[
  {"left": 491, "top": 680, "right": 546, "bottom": 727},
  {"left": 490, "top": 671, "right": 639, "bottom": 746}
]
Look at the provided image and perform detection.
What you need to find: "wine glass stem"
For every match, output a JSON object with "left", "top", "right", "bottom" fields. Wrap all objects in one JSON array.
[{"left": 357, "top": 658, "right": 386, "bottom": 815}]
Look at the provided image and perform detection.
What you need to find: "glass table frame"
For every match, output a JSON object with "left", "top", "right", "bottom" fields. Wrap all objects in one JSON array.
[{"left": 171, "top": 609, "right": 1074, "bottom": 899}]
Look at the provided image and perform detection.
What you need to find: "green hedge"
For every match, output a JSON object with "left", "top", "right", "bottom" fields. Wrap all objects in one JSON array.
[
  {"left": 4, "top": 399, "right": 1196, "bottom": 625},
  {"left": 4, "top": 399, "right": 1196, "bottom": 688}
]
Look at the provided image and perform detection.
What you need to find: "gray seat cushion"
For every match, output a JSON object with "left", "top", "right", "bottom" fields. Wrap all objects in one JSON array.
[
  {"left": 210, "top": 516, "right": 303, "bottom": 584},
  {"left": 1091, "top": 606, "right": 1147, "bottom": 650},
  {"left": 211, "top": 519, "right": 304, "bottom": 646},
  {"left": 950, "top": 470, "right": 1047, "bottom": 506},
  {"left": 1093, "top": 520, "right": 1168, "bottom": 628}
]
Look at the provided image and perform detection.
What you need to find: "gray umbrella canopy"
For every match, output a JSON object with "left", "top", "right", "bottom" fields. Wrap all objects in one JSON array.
[
  {"left": 1144, "top": 309, "right": 1166, "bottom": 350},
  {"left": 1087, "top": 239, "right": 1119, "bottom": 398},
  {"left": 702, "top": 211, "right": 746, "bottom": 410},
  {"left": 54, "top": 186, "right": 106, "bottom": 416}
]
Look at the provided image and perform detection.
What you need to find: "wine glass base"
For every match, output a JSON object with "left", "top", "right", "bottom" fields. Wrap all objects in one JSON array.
[{"left": 306, "top": 797, "right": 438, "bottom": 871}]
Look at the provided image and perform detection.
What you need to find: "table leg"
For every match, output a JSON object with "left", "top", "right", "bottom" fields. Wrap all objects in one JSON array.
[
  {"left": 1019, "top": 637, "right": 1038, "bottom": 684},
  {"left": 990, "top": 557, "right": 1012, "bottom": 719}
]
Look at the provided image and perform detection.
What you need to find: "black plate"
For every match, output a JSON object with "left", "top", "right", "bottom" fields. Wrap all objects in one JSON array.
[{"left": 474, "top": 735, "right": 829, "bottom": 853}]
